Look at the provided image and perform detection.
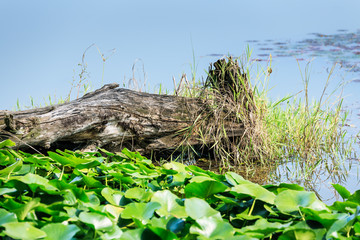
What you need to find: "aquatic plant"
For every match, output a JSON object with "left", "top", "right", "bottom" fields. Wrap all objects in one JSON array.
[{"left": 0, "top": 140, "right": 359, "bottom": 239}]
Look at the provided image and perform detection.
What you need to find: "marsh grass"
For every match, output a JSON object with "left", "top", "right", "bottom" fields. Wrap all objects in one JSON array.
[{"left": 174, "top": 49, "right": 354, "bottom": 177}]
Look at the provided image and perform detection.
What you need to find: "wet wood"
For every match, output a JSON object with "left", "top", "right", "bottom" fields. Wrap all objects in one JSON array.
[{"left": 0, "top": 83, "right": 245, "bottom": 156}]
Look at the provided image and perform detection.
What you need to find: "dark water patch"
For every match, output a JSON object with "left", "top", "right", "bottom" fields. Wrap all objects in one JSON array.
[
  {"left": 350, "top": 79, "right": 360, "bottom": 83},
  {"left": 259, "top": 47, "right": 274, "bottom": 51},
  {"left": 252, "top": 29, "right": 360, "bottom": 73},
  {"left": 204, "top": 53, "right": 225, "bottom": 57}
]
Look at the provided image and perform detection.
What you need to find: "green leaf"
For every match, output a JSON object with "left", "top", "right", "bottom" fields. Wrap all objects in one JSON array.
[
  {"left": 225, "top": 172, "right": 248, "bottom": 186},
  {"left": 301, "top": 208, "right": 343, "bottom": 229},
  {"left": 326, "top": 211, "right": 357, "bottom": 239},
  {"left": 187, "top": 165, "right": 224, "bottom": 181},
  {"left": 348, "top": 190, "right": 360, "bottom": 204},
  {"left": 275, "top": 190, "right": 328, "bottom": 214},
  {"left": 101, "top": 225, "right": 123, "bottom": 239},
  {"left": 79, "top": 211, "right": 113, "bottom": 230},
  {"left": 0, "top": 209, "right": 17, "bottom": 225},
  {"left": 185, "top": 198, "right": 220, "bottom": 220},
  {"left": 238, "top": 218, "right": 290, "bottom": 237},
  {"left": 163, "top": 161, "right": 188, "bottom": 173},
  {"left": 279, "top": 221, "right": 326, "bottom": 240},
  {"left": 185, "top": 180, "right": 228, "bottom": 198},
  {"left": 0, "top": 187, "right": 17, "bottom": 195},
  {"left": 48, "top": 151, "right": 77, "bottom": 167},
  {"left": 102, "top": 187, "right": 126, "bottom": 206},
  {"left": 125, "top": 187, "right": 153, "bottom": 202},
  {"left": 3, "top": 222, "right": 46, "bottom": 240},
  {"left": 105, "top": 204, "right": 123, "bottom": 221},
  {"left": 332, "top": 184, "right": 351, "bottom": 200},
  {"left": 13, "top": 197, "right": 41, "bottom": 221},
  {"left": 0, "top": 158, "right": 22, "bottom": 178},
  {"left": 190, "top": 216, "right": 234, "bottom": 239},
  {"left": 41, "top": 223, "right": 80, "bottom": 240},
  {"left": 150, "top": 216, "right": 185, "bottom": 234},
  {"left": 120, "top": 228, "right": 159, "bottom": 240},
  {"left": 121, "top": 202, "right": 161, "bottom": 222},
  {"left": 0, "top": 139, "right": 16, "bottom": 148},
  {"left": 354, "top": 222, "right": 360, "bottom": 233},
  {"left": 151, "top": 190, "right": 187, "bottom": 218},
  {"left": 231, "top": 183, "right": 276, "bottom": 204},
  {"left": 279, "top": 229, "right": 317, "bottom": 240},
  {"left": 81, "top": 173, "right": 105, "bottom": 188},
  {"left": 12, "top": 173, "right": 59, "bottom": 193},
  {"left": 147, "top": 226, "right": 179, "bottom": 240},
  {"left": 120, "top": 228, "right": 145, "bottom": 240}
]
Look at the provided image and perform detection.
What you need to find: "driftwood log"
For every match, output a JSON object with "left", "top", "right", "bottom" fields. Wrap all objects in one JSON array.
[{"left": 0, "top": 83, "right": 245, "bottom": 158}]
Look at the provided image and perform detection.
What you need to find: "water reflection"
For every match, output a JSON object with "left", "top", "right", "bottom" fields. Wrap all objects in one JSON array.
[
  {"left": 269, "top": 157, "right": 360, "bottom": 204},
  {"left": 248, "top": 30, "right": 360, "bottom": 204}
]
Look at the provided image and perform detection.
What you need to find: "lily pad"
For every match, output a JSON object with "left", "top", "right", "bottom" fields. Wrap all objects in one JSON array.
[
  {"left": 231, "top": 183, "right": 275, "bottom": 205},
  {"left": 41, "top": 223, "right": 80, "bottom": 240},
  {"left": 151, "top": 190, "right": 187, "bottom": 218},
  {"left": 185, "top": 197, "right": 220, "bottom": 220},
  {"left": 190, "top": 216, "right": 234, "bottom": 239},
  {"left": 121, "top": 202, "right": 161, "bottom": 222},
  {"left": 3, "top": 222, "right": 46, "bottom": 240},
  {"left": 275, "top": 190, "right": 328, "bottom": 214},
  {"left": 185, "top": 180, "right": 228, "bottom": 198}
]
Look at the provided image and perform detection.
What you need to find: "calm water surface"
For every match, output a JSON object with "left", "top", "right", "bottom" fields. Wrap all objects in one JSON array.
[{"left": 241, "top": 30, "right": 360, "bottom": 204}]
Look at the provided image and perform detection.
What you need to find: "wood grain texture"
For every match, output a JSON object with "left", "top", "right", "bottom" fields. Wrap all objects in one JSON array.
[{"left": 0, "top": 83, "right": 245, "bottom": 155}]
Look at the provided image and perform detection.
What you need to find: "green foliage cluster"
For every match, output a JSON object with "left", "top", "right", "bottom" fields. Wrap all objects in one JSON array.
[{"left": 0, "top": 140, "right": 359, "bottom": 239}]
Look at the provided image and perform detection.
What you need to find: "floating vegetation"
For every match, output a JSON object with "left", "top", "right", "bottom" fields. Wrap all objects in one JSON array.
[
  {"left": 0, "top": 140, "right": 360, "bottom": 239},
  {"left": 253, "top": 29, "right": 360, "bottom": 72}
]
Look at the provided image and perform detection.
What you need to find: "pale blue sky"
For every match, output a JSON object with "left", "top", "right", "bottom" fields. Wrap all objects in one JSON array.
[{"left": 1, "top": 0, "right": 360, "bottom": 110}]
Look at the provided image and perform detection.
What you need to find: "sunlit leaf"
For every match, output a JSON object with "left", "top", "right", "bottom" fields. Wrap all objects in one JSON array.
[
  {"left": 0, "top": 209, "right": 17, "bottom": 225},
  {"left": 11, "top": 173, "right": 59, "bottom": 193},
  {"left": 79, "top": 211, "right": 113, "bottom": 230},
  {"left": 12, "top": 197, "right": 41, "bottom": 221},
  {"left": 279, "top": 221, "right": 326, "bottom": 240},
  {"left": 238, "top": 218, "right": 290, "bottom": 237},
  {"left": 3, "top": 222, "right": 46, "bottom": 240},
  {"left": 125, "top": 187, "right": 153, "bottom": 202},
  {"left": 185, "top": 180, "right": 228, "bottom": 198},
  {"left": 121, "top": 202, "right": 161, "bottom": 222},
  {"left": 332, "top": 184, "right": 351, "bottom": 200},
  {"left": 231, "top": 183, "right": 275, "bottom": 204},
  {"left": 0, "top": 158, "right": 22, "bottom": 178},
  {"left": 102, "top": 187, "right": 126, "bottom": 206},
  {"left": 41, "top": 223, "right": 80, "bottom": 240},
  {"left": 0, "top": 187, "right": 17, "bottom": 195},
  {"left": 151, "top": 190, "right": 187, "bottom": 218},
  {"left": 101, "top": 225, "right": 123, "bottom": 239},
  {"left": 275, "top": 190, "right": 328, "bottom": 213},
  {"left": 185, "top": 198, "right": 220, "bottom": 220},
  {"left": 105, "top": 204, "right": 123, "bottom": 221},
  {"left": 0, "top": 139, "right": 16, "bottom": 148},
  {"left": 190, "top": 216, "right": 234, "bottom": 239},
  {"left": 225, "top": 172, "right": 248, "bottom": 186}
]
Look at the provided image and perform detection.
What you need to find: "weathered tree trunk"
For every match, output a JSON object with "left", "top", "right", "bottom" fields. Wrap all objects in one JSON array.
[{"left": 0, "top": 83, "right": 245, "bottom": 157}]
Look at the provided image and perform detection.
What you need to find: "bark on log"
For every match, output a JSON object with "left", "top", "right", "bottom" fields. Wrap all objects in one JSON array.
[{"left": 0, "top": 83, "right": 245, "bottom": 157}]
